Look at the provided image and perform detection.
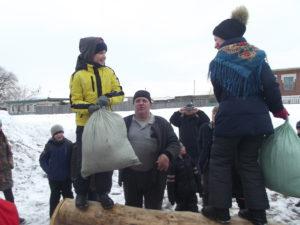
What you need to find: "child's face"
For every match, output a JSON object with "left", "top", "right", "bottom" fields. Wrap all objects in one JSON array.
[
  {"left": 93, "top": 50, "right": 106, "bottom": 65},
  {"left": 53, "top": 132, "right": 64, "bottom": 141},
  {"left": 179, "top": 146, "right": 187, "bottom": 156}
]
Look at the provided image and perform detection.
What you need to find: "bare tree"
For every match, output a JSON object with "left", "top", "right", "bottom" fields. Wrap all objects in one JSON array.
[
  {"left": 0, "top": 66, "right": 40, "bottom": 102},
  {"left": 0, "top": 66, "right": 19, "bottom": 102}
]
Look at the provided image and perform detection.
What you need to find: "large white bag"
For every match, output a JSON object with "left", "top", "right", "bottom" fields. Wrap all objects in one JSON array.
[{"left": 81, "top": 109, "right": 140, "bottom": 178}]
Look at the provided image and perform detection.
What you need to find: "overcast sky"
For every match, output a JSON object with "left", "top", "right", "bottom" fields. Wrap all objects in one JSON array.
[{"left": 0, "top": 0, "right": 299, "bottom": 98}]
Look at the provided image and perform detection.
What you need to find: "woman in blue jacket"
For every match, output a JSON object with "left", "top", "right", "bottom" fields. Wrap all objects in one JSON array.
[{"left": 201, "top": 6, "right": 288, "bottom": 225}]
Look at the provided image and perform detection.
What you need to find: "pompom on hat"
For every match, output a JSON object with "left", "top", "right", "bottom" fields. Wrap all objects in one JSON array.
[{"left": 213, "top": 6, "right": 249, "bottom": 40}]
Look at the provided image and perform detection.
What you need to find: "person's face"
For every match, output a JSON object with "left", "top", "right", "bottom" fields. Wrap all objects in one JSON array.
[
  {"left": 53, "top": 132, "right": 64, "bottom": 141},
  {"left": 179, "top": 146, "right": 187, "bottom": 156},
  {"left": 134, "top": 97, "right": 151, "bottom": 116},
  {"left": 214, "top": 36, "right": 225, "bottom": 49},
  {"left": 184, "top": 110, "right": 194, "bottom": 116},
  {"left": 93, "top": 50, "right": 106, "bottom": 65}
]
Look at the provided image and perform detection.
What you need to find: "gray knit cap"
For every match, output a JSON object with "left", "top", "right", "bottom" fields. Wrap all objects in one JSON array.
[{"left": 50, "top": 124, "right": 64, "bottom": 136}]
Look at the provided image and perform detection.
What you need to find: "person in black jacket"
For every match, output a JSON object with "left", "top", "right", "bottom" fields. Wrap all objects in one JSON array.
[
  {"left": 39, "top": 125, "right": 74, "bottom": 218},
  {"left": 170, "top": 103, "right": 209, "bottom": 165},
  {"left": 167, "top": 143, "right": 201, "bottom": 212},
  {"left": 119, "top": 90, "right": 180, "bottom": 210},
  {"left": 201, "top": 6, "right": 288, "bottom": 225}
]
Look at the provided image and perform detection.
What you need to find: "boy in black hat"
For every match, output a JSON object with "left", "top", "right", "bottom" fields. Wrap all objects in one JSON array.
[{"left": 69, "top": 37, "right": 124, "bottom": 210}]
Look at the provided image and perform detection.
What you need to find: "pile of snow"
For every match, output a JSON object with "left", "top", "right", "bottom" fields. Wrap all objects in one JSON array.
[{"left": 0, "top": 105, "right": 299, "bottom": 225}]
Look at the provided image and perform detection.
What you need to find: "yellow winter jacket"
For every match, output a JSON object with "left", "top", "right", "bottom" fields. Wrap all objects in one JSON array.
[{"left": 69, "top": 64, "right": 124, "bottom": 126}]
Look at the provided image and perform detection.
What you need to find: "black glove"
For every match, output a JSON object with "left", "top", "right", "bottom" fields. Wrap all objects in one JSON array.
[
  {"left": 88, "top": 104, "right": 100, "bottom": 114},
  {"left": 97, "top": 96, "right": 109, "bottom": 107}
]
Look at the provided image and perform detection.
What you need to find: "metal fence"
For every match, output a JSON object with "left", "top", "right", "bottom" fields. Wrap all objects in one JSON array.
[
  {"left": 35, "top": 105, "right": 72, "bottom": 114},
  {"left": 282, "top": 95, "right": 300, "bottom": 104}
]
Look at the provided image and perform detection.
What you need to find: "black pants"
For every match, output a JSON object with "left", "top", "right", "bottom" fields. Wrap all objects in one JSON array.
[
  {"left": 73, "top": 126, "right": 113, "bottom": 197},
  {"left": 203, "top": 166, "right": 245, "bottom": 209},
  {"left": 208, "top": 135, "right": 269, "bottom": 209},
  {"left": 123, "top": 169, "right": 166, "bottom": 210},
  {"left": 49, "top": 179, "right": 73, "bottom": 217},
  {"left": 3, "top": 188, "right": 14, "bottom": 202},
  {"left": 175, "top": 193, "right": 198, "bottom": 212}
]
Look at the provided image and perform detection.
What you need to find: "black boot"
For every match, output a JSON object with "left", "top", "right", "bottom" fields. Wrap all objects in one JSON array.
[
  {"left": 19, "top": 217, "right": 26, "bottom": 224},
  {"left": 201, "top": 206, "right": 230, "bottom": 224},
  {"left": 98, "top": 194, "right": 114, "bottom": 209},
  {"left": 238, "top": 209, "right": 267, "bottom": 225},
  {"left": 75, "top": 194, "right": 88, "bottom": 209},
  {"left": 236, "top": 197, "right": 246, "bottom": 210}
]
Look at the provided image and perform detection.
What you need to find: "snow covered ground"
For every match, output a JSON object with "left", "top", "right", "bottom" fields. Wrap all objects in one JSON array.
[{"left": 0, "top": 104, "right": 299, "bottom": 225}]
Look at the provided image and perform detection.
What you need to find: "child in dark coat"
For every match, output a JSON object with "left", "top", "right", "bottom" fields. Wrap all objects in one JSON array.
[
  {"left": 167, "top": 144, "right": 202, "bottom": 212},
  {"left": 39, "top": 124, "right": 74, "bottom": 218}
]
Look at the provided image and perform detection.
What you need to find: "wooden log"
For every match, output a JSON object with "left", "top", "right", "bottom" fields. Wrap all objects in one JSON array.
[{"left": 50, "top": 198, "right": 281, "bottom": 225}]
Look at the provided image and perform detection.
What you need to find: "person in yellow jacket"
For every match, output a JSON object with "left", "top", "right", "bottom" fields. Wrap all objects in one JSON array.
[{"left": 69, "top": 36, "right": 124, "bottom": 210}]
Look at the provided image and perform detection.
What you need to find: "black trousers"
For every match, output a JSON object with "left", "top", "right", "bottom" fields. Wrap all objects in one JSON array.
[
  {"left": 3, "top": 188, "right": 14, "bottom": 202},
  {"left": 73, "top": 126, "right": 113, "bottom": 197},
  {"left": 49, "top": 179, "right": 73, "bottom": 217},
  {"left": 123, "top": 169, "right": 166, "bottom": 210},
  {"left": 208, "top": 135, "right": 269, "bottom": 209},
  {"left": 175, "top": 193, "right": 198, "bottom": 212},
  {"left": 203, "top": 166, "right": 245, "bottom": 209}
]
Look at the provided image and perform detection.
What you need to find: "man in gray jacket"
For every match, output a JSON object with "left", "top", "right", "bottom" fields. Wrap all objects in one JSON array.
[{"left": 119, "top": 90, "right": 180, "bottom": 209}]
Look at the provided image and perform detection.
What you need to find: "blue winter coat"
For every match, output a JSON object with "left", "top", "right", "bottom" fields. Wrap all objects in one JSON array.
[
  {"left": 211, "top": 38, "right": 284, "bottom": 137},
  {"left": 39, "top": 138, "right": 73, "bottom": 181}
]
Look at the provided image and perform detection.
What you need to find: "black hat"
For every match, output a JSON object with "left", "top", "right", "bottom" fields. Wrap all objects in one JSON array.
[
  {"left": 213, "top": 6, "right": 248, "bottom": 40},
  {"left": 133, "top": 90, "right": 152, "bottom": 103},
  {"left": 94, "top": 42, "right": 107, "bottom": 54},
  {"left": 296, "top": 121, "right": 300, "bottom": 129}
]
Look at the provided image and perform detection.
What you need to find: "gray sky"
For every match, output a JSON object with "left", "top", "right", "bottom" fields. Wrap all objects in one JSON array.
[{"left": 0, "top": 0, "right": 299, "bottom": 98}]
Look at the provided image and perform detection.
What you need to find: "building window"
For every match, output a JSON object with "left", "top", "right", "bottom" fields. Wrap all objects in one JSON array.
[
  {"left": 281, "top": 74, "right": 296, "bottom": 91},
  {"left": 26, "top": 105, "right": 30, "bottom": 112}
]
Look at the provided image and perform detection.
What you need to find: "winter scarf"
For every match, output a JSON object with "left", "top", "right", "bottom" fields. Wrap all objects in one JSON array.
[{"left": 209, "top": 41, "right": 266, "bottom": 97}]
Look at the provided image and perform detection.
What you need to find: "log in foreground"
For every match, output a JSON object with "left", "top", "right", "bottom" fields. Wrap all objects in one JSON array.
[{"left": 51, "top": 198, "right": 281, "bottom": 225}]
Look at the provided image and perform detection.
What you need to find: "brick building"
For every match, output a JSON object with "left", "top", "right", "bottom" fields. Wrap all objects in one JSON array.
[{"left": 273, "top": 67, "right": 300, "bottom": 104}]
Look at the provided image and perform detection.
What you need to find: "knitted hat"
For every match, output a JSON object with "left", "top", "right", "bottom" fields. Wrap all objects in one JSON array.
[
  {"left": 133, "top": 90, "right": 152, "bottom": 103},
  {"left": 184, "top": 103, "right": 195, "bottom": 112},
  {"left": 94, "top": 42, "right": 107, "bottom": 54},
  {"left": 213, "top": 6, "right": 249, "bottom": 40},
  {"left": 50, "top": 124, "right": 64, "bottom": 136},
  {"left": 296, "top": 121, "right": 300, "bottom": 129}
]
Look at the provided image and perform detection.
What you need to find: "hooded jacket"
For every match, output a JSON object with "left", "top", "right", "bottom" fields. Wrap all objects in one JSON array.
[{"left": 69, "top": 37, "right": 124, "bottom": 126}]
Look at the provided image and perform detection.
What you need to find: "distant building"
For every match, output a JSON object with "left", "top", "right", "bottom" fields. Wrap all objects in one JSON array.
[
  {"left": 273, "top": 67, "right": 300, "bottom": 104},
  {"left": 4, "top": 98, "right": 71, "bottom": 115}
]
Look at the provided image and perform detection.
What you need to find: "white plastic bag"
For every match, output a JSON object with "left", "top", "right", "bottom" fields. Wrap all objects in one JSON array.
[{"left": 81, "top": 109, "right": 140, "bottom": 177}]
